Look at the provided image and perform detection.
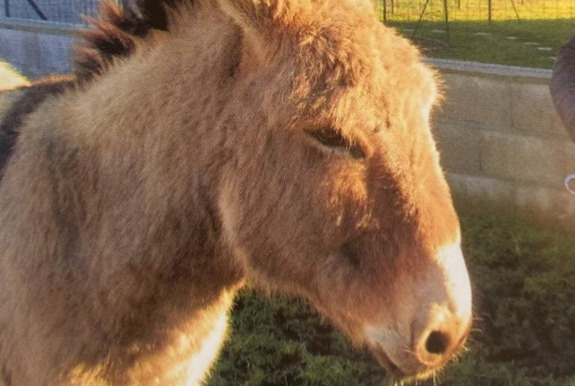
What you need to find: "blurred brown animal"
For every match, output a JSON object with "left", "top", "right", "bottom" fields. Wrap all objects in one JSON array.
[
  {"left": 551, "top": 34, "right": 575, "bottom": 142},
  {"left": 0, "top": 0, "right": 472, "bottom": 384},
  {"left": 551, "top": 35, "right": 575, "bottom": 192},
  {"left": 0, "top": 61, "right": 29, "bottom": 91}
]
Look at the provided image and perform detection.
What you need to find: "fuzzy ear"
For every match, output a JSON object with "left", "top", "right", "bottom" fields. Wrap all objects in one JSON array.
[
  {"left": 219, "top": 0, "right": 373, "bottom": 25},
  {"left": 218, "top": 0, "right": 375, "bottom": 47},
  {"left": 218, "top": 0, "right": 285, "bottom": 32},
  {"left": 218, "top": 0, "right": 290, "bottom": 59}
]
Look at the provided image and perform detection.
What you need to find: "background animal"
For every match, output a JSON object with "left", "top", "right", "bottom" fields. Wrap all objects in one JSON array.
[
  {"left": 0, "top": 0, "right": 472, "bottom": 384},
  {"left": 0, "top": 61, "right": 29, "bottom": 91},
  {"left": 551, "top": 34, "right": 575, "bottom": 142},
  {"left": 551, "top": 34, "right": 575, "bottom": 193}
]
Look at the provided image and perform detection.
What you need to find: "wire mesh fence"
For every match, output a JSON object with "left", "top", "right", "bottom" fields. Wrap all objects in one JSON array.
[
  {"left": 375, "top": 0, "right": 575, "bottom": 23},
  {"left": 2, "top": 0, "right": 575, "bottom": 26},
  {"left": 1, "top": 0, "right": 99, "bottom": 25}
]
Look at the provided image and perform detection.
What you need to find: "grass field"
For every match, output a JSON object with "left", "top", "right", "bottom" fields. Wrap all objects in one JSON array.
[
  {"left": 373, "top": 0, "right": 575, "bottom": 68},
  {"left": 206, "top": 201, "right": 575, "bottom": 385}
]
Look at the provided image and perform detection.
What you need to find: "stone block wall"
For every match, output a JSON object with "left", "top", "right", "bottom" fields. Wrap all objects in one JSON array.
[{"left": 430, "top": 59, "right": 575, "bottom": 222}]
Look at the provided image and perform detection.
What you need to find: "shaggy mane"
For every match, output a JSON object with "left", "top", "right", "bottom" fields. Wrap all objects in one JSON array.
[{"left": 74, "top": 0, "right": 190, "bottom": 83}]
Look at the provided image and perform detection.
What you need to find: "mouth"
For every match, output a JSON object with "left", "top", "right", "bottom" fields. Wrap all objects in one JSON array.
[
  {"left": 369, "top": 345, "right": 438, "bottom": 382},
  {"left": 370, "top": 345, "right": 404, "bottom": 377}
]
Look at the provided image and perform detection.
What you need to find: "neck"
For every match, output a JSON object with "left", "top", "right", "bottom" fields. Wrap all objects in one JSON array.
[{"left": 0, "top": 5, "right": 246, "bottom": 384}]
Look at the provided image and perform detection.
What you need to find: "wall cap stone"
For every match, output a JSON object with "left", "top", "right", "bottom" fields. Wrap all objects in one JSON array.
[
  {"left": 427, "top": 58, "right": 552, "bottom": 84},
  {"left": 0, "top": 18, "right": 78, "bottom": 37}
]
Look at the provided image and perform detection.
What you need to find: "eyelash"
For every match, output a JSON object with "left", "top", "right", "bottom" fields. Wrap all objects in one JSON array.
[{"left": 305, "top": 128, "right": 366, "bottom": 159}]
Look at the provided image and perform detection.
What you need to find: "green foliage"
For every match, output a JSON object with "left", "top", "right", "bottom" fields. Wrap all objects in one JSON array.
[
  {"left": 206, "top": 204, "right": 575, "bottom": 385},
  {"left": 207, "top": 293, "right": 386, "bottom": 385},
  {"left": 443, "top": 205, "right": 575, "bottom": 385}
]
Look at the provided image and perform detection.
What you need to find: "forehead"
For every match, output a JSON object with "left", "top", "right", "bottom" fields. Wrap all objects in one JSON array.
[{"left": 270, "top": 4, "right": 437, "bottom": 127}]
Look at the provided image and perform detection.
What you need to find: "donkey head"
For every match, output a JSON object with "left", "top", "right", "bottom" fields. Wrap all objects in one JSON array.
[{"left": 216, "top": 0, "right": 472, "bottom": 379}]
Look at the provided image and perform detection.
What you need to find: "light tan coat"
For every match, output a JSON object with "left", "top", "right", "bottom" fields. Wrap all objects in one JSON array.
[{"left": 0, "top": 0, "right": 472, "bottom": 384}]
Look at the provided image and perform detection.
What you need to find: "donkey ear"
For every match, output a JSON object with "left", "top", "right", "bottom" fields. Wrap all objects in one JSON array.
[
  {"left": 218, "top": 0, "right": 285, "bottom": 30},
  {"left": 218, "top": 0, "right": 288, "bottom": 58}
]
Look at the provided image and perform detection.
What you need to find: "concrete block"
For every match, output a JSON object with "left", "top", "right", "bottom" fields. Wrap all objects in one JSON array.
[
  {"left": 448, "top": 173, "right": 575, "bottom": 224},
  {"left": 0, "top": 29, "right": 28, "bottom": 72},
  {"left": 563, "top": 141, "right": 575, "bottom": 172},
  {"left": 515, "top": 185, "right": 575, "bottom": 222},
  {"left": 0, "top": 28, "right": 74, "bottom": 78},
  {"left": 21, "top": 33, "right": 43, "bottom": 76},
  {"left": 37, "top": 33, "right": 75, "bottom": 75},
  {"left": 446, "top": 173, "right": 516, "bottom": 202},
  {"left": 438, "top": 73, "right": 513, "bottom": 131},
  {"left": 510, "top": 82, "right": 570, "bottom": 140},
  {"left": 481, "top": 131, "right": 567, "bottom": 187},
  {"left": 435, "top": 121, "right": 482, "bottom": 175}
]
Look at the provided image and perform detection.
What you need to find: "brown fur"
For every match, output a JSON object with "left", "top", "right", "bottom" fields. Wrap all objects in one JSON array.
[
  {"left": 0, "top": 0, "right": 472, "bottom": 384},
  {"left": 0, "top": 76, "right": 75, "bottom": 176}
]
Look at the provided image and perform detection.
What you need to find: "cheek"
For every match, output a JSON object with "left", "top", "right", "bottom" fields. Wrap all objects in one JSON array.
[
  {"left": 219, "top": 143, "right": 326, "bottom": 280},
  {"left": 325, "top": 163, "right": 371, "bottom": 227},
  {"left": 306, "top": 247, "right": 405, "bottom": 344}
]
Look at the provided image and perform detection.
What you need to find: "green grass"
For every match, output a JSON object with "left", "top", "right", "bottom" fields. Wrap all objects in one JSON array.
[
  {"left": 206, "top": 202, "right": 575, "bottom": 385},
  {"left": 388, "top": 19, "right": 575, "bottom": 68},
  {"left": 371, "top": 0, "right": 575, "bottom": 68}
]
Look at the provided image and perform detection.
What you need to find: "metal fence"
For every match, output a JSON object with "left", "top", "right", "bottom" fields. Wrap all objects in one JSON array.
[
  {"left": 2, "top": 0, "right": 575, "bottom": 26},
  {"left": 375, "top": 0, "right": 575, "bottom": 23},
  {"left": 1, "top": 0, "right": 99, "bottom": 25}
]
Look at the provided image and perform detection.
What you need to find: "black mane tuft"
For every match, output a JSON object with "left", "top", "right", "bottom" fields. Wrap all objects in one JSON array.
[{"left": 74, "top": 0, "right": 187, "bottom": 83}]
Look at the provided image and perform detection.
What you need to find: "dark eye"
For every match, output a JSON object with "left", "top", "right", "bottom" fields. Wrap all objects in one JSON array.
[
  {"left": 305, "top": 127, "right": 365, "bottom": 159},
  {"left": 340, "top": 240, "right": 361, "bottom": 269}
]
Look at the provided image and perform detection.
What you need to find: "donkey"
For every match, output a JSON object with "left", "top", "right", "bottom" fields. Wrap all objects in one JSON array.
[
  {"left": 552, "top": 33, "right": 575, "bottom": 142},
  {"left": 551, "top": 34, "right": 575, "bottom": 193},
  {"left": 0, "top": 0, "right": 472, "bottom": 384}
]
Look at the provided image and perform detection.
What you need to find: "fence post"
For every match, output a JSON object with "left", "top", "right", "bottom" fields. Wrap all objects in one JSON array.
[
  {"left": 443, "top": 0, "right": 450, "bottom": 42},
  {"left": 4, "top": 0, "right": 10, "bottom": 17},
  {"left": 25, "top": 0, "right": 47, "bottom": 20},
  {"left": 382, "top": 0, "right": 387, "bottom": 22}
]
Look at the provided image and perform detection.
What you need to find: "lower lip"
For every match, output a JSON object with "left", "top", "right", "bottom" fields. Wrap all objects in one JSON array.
[
  {"left": 370, "top": 346, "right": 404, "bottom": 377},
  {"left": 371, "top": 348, "right": 440, "bottom": 382}
]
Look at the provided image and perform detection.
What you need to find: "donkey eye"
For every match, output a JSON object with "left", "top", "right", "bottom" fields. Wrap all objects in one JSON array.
[
  {"left": 305, "top": 128, "right": 365, "bottom": 159},
  {"left": 340, "top": 240, "right": 361, "bottom": 269}
]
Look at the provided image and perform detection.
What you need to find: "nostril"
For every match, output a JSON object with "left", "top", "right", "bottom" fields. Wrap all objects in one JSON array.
[{"left": 425, "top": 331, "right": 450, "bottom": 355}]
